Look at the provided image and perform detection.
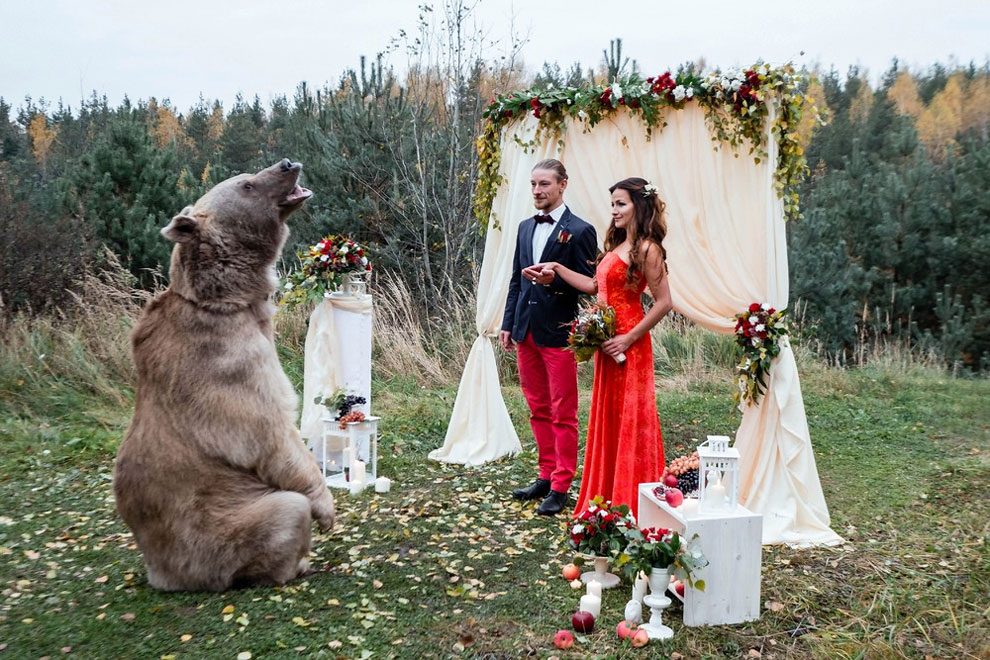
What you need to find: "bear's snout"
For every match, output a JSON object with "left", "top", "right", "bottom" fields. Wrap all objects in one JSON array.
[{"left": 279, "top": 158, "right": 293, "bottom": 172}]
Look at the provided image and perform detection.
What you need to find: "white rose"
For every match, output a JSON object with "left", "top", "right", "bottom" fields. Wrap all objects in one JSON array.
[
  {"left": 361, "top": 256, "right": 368, "bottom": 266},
  {"left": 572, "top": 524, "right": 585, "bottom": 535},
  {"left": 612, "top": 83, "right": 623, "bottom": 100},
  {"left": 320, "top": 255, "right": 329, "bottom": 262},
  {"left": 761, "top": 303, "right": 770, "bottom": 310},
  {"left": 340, "top": 247, "right": 349, "bottom": 255},
  {"left": 673, "top": 85, "right": 686, "bottom": 101},
  {"left": 730, "top": 79, "right": 742, "bottom": 91},
  {"left": 755, "top": 323, "right": 765, "bottom": 332},
  {"left": 749, "top": 315, "right": 759, "bottom": 324},
  {"left": 686, "top": 87, "right": 694, "bottom": 98}
]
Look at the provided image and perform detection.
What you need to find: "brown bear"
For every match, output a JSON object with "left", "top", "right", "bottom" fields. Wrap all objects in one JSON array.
[{"left": 113, "top": 159, "right": 335, "bottom": 591}]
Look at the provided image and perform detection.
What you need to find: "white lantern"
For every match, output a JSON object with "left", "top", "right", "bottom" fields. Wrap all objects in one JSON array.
[
  {"left": 697, "top": 435, "right": 739, "bottom": 513},
  {"left": 317, "top": 415, "right": 379, "bottom": 488}
]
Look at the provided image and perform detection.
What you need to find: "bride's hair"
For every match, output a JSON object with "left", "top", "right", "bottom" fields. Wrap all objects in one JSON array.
[{"left": 603, "top": 177, "right": 668, "bottom": 287}]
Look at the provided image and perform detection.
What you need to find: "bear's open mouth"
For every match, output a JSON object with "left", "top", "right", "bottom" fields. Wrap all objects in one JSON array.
[{"left": 279, "top": 184, "right": 313, "bottom": 208}]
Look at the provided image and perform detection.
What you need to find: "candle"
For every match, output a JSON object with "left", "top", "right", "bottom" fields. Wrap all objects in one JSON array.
[
  {"left": 349, "top": 478, "right": 364, "bottom": 496},
  {"left": 586, "top": 581, "right": 602, "bottom": 599},
  {"left": 353, "top": 460, "right": 366, "bottom": 482},
  {"left": 374, "top": 476, "right": 391, "bottom": 493},
  {"left": 632, "top": 573, "right": 649, "bottom": 602},
  {"left": 706, "top": 470, "right": 727, "bottom": 509},
  {"left": 579, "top": 594, "right": 601, "bottom": 620}
]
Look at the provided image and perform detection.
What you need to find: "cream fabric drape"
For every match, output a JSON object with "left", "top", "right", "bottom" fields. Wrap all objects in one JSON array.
[
  {"left": 438, "top": 106, "right": 841, "bottom": 546},
  {"left": 300, "top": 296, "right": 374, "bottom": 442}
]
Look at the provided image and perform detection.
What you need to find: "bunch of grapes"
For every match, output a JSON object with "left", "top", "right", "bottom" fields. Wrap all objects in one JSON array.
[
  {"left": 335, "top": 395, "right": 366, "bottom": 419},
  {"left": 337, "top": 410, "right": 366, "bottom": 430},
  {"left": 663, "top": 451, "right": 701, "bottom": 496}
]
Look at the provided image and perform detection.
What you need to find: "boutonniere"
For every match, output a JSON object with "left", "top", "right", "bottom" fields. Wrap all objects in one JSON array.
[{"left": 557, "top": 231, "right": 572, "bottom": 244}]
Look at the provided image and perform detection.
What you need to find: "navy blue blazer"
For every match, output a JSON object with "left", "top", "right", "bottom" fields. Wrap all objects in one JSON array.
[{"left": 501, "top": 208, "right": 598, "bottom": 347}]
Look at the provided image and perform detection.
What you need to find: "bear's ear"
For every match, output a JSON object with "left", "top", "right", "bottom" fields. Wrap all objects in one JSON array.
[{"left": 161, "top": 208, "right": 199, "bottom": 243}]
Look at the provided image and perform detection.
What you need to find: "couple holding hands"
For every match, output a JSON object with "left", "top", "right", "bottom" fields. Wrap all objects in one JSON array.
[{"left": 500, "top": 159, "right": 672, "bottom": 517}]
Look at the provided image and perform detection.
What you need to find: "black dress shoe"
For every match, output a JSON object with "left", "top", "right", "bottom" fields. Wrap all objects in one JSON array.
[
  {"left": 512, "top": 478, "right": 551, "bottom": 501},
  {"left": 537, "top": 490, "right": 569, "bottom": 516}
]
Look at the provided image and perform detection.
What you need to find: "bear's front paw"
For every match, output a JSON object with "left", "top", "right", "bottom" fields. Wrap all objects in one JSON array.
[{"left": 314, "top": 492, "right": 336, "bottom": 531}]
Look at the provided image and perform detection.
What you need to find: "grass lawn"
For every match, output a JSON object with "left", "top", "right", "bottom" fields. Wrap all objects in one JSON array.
[{"left": 1, "top": 365, "right": 987, "bottom": 659}]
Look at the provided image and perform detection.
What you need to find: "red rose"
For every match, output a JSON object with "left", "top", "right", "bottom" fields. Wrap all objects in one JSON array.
[
  {"left": 599, "top": 88, "right": 612, "bottom": 106},
  {"left": 629, "top": 98, "right": 640, "bottom": 108},
  {"left": 749, "top": 303, "right": 760, "bottom": 313},
  {"left": 502, "top": 109, "right": 512, "bottom": 118},
  {"left": 619, "top": 97, "right": 625, "bottom": 105}
]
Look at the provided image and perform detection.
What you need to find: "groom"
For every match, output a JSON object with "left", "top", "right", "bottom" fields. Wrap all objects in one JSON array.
[{"left": 500, "top": 159, "right": 597, "bottom": 515}]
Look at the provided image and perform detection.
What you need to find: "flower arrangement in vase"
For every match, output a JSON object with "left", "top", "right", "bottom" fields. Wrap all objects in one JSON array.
[
  {"left": 618, "top": 526, "right": 708, "bottom": 591},
  {"left": 281, "top": 234, "right": 372, "bottom": 307}
]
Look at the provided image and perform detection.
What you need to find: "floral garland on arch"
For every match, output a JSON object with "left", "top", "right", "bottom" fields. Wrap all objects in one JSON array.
[
  {"left": 281, "top": 234, "right": 372, "bottom": 308},
  {"left": 475, "top": 63, "right": 821, "bottom": 230},
  {"left": 733, "top": 303, "right": 788, "bottom": 406}
]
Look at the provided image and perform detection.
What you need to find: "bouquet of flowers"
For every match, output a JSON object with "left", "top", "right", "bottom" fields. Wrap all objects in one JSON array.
[
  {"left": 282, "top": 234, "right": 372, "bottom": 307},
  {"left": 618, "top": 526, "right": 708, "bottom": 589},
  {"left": 733, "top": 303, "right": 788, "bottom": 405},
  {"left": 567, "top": 496, "right": 636, "bottom": 557},
  {"left": 567, "top": 301, "right": 625, "bottom": 364}
]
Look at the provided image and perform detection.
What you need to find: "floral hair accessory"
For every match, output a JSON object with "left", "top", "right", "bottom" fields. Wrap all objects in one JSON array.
[{"left": 642, "top": 182, "right": 659, "bottom": 198}]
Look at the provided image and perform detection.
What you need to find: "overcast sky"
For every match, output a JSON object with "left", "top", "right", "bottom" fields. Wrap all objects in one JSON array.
[{"left": 2, "top": 0, "right": 988, "bottom": 112}]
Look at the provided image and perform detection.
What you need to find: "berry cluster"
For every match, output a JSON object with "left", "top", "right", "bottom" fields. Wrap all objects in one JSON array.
[
  {"left": 335, "top": 395, "right": 366, "bottom": 419},
  {"left": 337, "top": 410, "right": 366, "bottom": 430}
]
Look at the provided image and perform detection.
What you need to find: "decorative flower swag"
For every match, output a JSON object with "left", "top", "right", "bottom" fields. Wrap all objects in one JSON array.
[{"left": 475, "top": 63, "right": 820, "bottom": 231}]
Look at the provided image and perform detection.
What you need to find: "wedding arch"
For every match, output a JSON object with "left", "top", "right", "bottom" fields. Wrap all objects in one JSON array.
[{"left": 429, "top": 66, "right": 842, "bottom": 547}]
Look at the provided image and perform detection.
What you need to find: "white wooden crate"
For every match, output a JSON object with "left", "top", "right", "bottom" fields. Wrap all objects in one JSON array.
[{"left": 638, "top": 483, "right": 762, "bottom": 627}]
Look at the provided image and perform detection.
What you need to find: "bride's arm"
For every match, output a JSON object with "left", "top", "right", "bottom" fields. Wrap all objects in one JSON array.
[
  {"left": 600, "top": 242, "right": 670, "bottom": 358},
  {"left": 526, "top": 261, "right": 597, "bottom": 295}
]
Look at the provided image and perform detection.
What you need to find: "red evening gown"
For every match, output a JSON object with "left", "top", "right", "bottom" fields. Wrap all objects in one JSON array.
[{"left": 574, "top": 251, "right": 665, "bottom": 519}]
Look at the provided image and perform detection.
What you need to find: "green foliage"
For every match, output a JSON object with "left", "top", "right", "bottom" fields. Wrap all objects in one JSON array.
[{"left": 792, "top": 74, "right": 990, "bottom": 369}]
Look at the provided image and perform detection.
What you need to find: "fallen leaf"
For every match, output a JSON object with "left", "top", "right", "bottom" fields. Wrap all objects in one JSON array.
[
  {"left": 373, "top": 579, "right": 383, "bottom": 589},
  {"left": 328, "top": 641, "right": 342, "bottom": 649},
  {"left": 748, "top": 650, "right": 762, "bottom": 658},
  {"left": 221, "top": 605, "right": 235, "bottom": 614},
  {"left": 180, "top": 635, "right": 192, "bottom": 643},
  {"left": 765, "top": 601, "right": 785, "bottom": 612},
  {"left": 60, "top": 647, "right": 72, "bottom": 654},
  {"left": 121, "top": 613, "right": 136, "bottom": 621},
  {"left": 236, "top": 653, "right": 252, "bottom": 660},
  {"left": 94, "top": 575, "right": 109, "bottom": 584}
]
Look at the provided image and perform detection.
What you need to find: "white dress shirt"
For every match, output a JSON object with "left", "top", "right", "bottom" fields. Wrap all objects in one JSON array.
[{"left": 531, "top": 203, "right": 565, "bottom": 263}]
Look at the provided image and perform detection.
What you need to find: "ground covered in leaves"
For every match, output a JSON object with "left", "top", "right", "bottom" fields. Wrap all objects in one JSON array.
[{"left": 1, "top": 367, "right": 988, "bottom": 659}]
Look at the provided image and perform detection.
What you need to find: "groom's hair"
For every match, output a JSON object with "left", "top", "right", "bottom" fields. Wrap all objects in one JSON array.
[{"left": 532, "top": 159, "right": 568, "bottom": 182}]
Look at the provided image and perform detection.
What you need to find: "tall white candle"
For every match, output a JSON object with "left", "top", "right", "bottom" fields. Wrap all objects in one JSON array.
[
  {"left": 587, "top": 580, "right": 602, "bottom": 599},
  {"left": 579, "top": 594, "right": 601, "bottom": 619}
]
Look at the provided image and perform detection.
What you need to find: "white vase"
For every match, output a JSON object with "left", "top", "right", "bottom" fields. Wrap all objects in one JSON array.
[
  {"left": 647, "top": 565, "right": 671, "bottom": 595},
  {"left": 579, "top": 555, "right": 621, "bottom": 589}
]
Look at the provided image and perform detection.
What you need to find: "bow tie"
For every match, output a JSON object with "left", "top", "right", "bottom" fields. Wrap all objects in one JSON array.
[{"left": 534, "top": 214, "right": 554, "bottom": 224}]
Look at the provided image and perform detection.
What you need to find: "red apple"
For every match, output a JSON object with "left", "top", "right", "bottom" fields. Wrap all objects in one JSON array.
[
  {"left": 553, "top": 629, "right": 574, "bottom": 649},
  {"left": 675, "top": 580, "right": 685, "bottom": 597},
  {"left": 561, "top": 563, "right": 581, "bottom": 581},
  {"left": 630, "top": 627, "right": 650, "bottom": 647},
  {"left": 664, "top": 487, "right": 684, "bottom": 507},
  {"left": 572, "top": 609, "right": 595, "bottom": 633},
  {"left": 663, "top": 473, "right": 679, "bottom": 488},
  {"left": 616, "top": 620, "right": 635, "bottom": 639}
]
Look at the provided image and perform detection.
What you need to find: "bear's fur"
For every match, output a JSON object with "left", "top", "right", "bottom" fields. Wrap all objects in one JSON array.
[{"left": 113, "top": 159, "right": 335, "bottom": 592}]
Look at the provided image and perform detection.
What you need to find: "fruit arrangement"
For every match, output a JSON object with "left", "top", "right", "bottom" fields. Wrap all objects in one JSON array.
[
  {"left": 337, "top": 410, "right": 366, "bottom": 430},
  {"left": 659, "top": 451, "right": 701, "bottom": 496}
]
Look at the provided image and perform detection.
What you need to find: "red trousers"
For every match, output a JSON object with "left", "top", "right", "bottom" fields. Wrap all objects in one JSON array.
[{"left": 516, "top": 333, "right": 579, "bottom": 492}]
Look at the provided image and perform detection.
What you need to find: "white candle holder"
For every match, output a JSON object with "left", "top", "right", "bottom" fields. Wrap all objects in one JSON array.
[
  {"left": 639, "top": 568, "right": 674, "bottom": 640},
  {"left": 580, "top": 555, "right": 621, "bottom": 589},
  {"left": 697, "top": 435, "right": 739, "bottom": 514}
]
